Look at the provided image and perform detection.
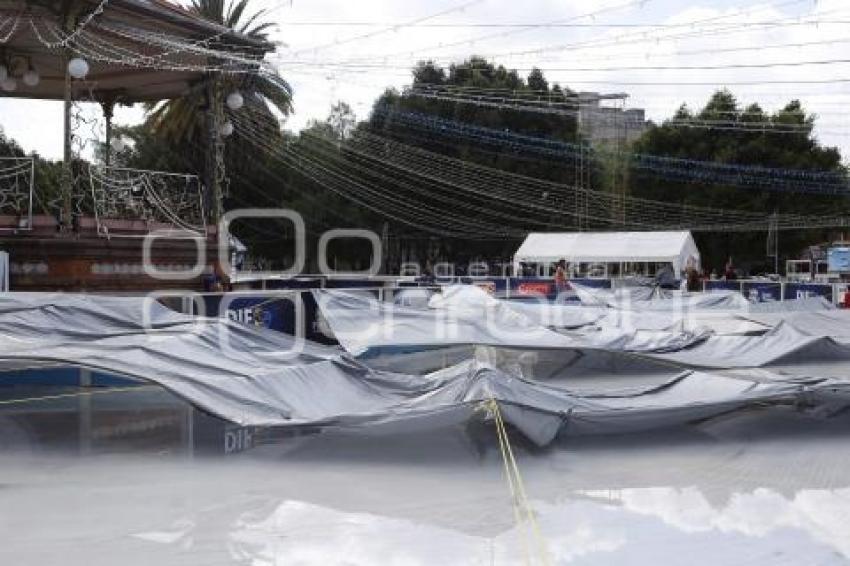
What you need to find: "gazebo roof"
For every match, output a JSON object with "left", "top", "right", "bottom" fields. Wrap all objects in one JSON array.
[{"left": 0, "top": 0, "right": 274, "bottom": 103}]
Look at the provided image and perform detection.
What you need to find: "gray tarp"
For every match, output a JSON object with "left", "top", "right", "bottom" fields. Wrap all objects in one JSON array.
[
  {"left": 315, "top": 288, "right": 711, "bottom": 357},
  {"left": 650, "top": 321, "right": 850, "bottom": 369},
  {"left": 570, "top": 282, "right": 752, "bottom": 310},
  {"left": 316, "top": 286, "right": 850, "bottom": 366},
  {"left": 2, "top": 293, "right": 850, "bottom": 446}
]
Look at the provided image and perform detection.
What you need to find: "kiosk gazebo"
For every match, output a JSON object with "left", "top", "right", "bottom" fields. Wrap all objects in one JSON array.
[{"left": 0, "top": 0, "right": 274, "bottom": 290}]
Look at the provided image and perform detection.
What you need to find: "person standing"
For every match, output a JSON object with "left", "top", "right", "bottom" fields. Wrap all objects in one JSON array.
[{"left": 554, "top": 259, "right": 568, "bottom": 292}]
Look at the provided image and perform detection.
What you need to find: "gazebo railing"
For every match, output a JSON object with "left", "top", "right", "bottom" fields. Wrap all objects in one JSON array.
[
  {"left": 88, "top": 165, "right": 206, "bottom": 238},
  {"left": 0, "top": 157, "right": 34, "bottom": 231}
]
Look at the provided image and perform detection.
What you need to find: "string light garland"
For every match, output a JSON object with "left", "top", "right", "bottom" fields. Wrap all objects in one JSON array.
[
  {"left": 228, "top": 106, "right": 850, "bottom": 234},
  {"left": 372, "top": 107, "right": 849, "bottom": 190},
  {"left": 287, "top": 0, "right": 485, "bottom": 56},
  {"left": 36, "top": 0, "right": 110, "bottom": 49},
  {"left": 294, "top": 0, "right": 813, "bottom": 69}
]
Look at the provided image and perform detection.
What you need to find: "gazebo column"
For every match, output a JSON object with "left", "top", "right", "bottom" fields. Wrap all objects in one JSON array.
[
  {"left": 101, "top": 99, "right": 115, "bottom": 167},
  {"left": 203, "top": 73, "right": 224, "bottom": 225}
]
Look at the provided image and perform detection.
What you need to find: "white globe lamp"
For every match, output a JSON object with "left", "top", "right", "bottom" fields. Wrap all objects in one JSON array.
[
  {"left": 22, "top": 68, "right": 39, "bottom": 87},
  {"left": 1, "top": 77, "right": 17, "bottom": 92},
  {"left": 226, "top": 91, "right": 244, "bottom": 110},
  {"left": 68, "top": 57, "right": 89, "bottom": 79},
  {"left": 220, "top": 121, "right": 234, "bottom": 137}
]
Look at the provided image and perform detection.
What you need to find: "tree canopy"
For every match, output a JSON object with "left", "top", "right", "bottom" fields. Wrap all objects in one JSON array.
[{"left": 629, "top": 89, "right": 847, "bottom": 271}]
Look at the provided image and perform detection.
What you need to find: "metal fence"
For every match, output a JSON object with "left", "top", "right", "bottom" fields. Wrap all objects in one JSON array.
[
  {"left": 88, "top": 165, "right": 206, "bottom": 238},
  {"left": 0, "top": 156, "right": 34, "bottom": 231}
]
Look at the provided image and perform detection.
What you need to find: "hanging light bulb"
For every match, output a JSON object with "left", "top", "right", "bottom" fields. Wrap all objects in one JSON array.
[
  {"left": 67, "top": 57, "right": 89, "bottom": 79},
  {"left": 226, "top": 91, "right": 244, "bottom": 110},
  {"left": 220, "top": 121, "right": 234, "bottom": 137},
  {"left": 1, "top": 76, "right": 17, "bottom": 92},
  {"left": 22, "top": 68, "right": 39, "bottom": 87},
  {"left": 110, "top": 136, "right": 125, "bottom": 151},
  {"left": 0, "top": 65, "right": 7, "bottom": 82}
]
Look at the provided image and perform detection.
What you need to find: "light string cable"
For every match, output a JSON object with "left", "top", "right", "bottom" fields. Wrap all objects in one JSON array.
[
  {"left": 234, "top": 110, "right": 850, "bottom": 233},
  {"left": 304, "top": 0, "right": 655, "bottom": 67},
  {"left": 297, "top": 129, "right": 634, "bottom": 230},
  {"left": 345, "top": 127, "right": 850, "bottom": 230},
  {"left": 371, "top": 107, "right": 847, "bottom": 195},
  {"left": 219, "top": 107, "right": 411, "bottom": 236},
  {"left": 230, "top": 111, "right": 499, "bottom": 237},
  {"left": 397, "top": 88, "right": 850, "bottom": 138},
  {"left": 295, "top": 132, "right": 563, "bottom": 233},
  {"left": 286, "top": 0, "right": 485, "bottom": 57},
  {"left": 390, "top": 82, "right": 850, "bottom": 117},
  {"left": 345, "top": 130, "right": 775, "bottom": 229},
  {"left": 232, "top": 112, "right": 544, "bottom": 237},
  {"left": 279, "top": 0, "right": 818, "bottom": 70},
  {"left": 372, "top": 107, "right": 850, "bottom": 194},
  {"left": 0, "top": 9, "right": 22, "bottom": 43},
  {"left": 26, "top": 0, "right": 111, "bottom": 49},
  {"left": 375, "top": 105, "right": 844, "bottom": 184},
  {"left": 27, "top": 15, "right": 272, "bottom": 75},
  {"left": 297, "top": 125, "right": 762, "bottom": 231}
]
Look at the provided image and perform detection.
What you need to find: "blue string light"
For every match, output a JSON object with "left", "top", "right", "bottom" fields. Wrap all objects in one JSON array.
[{"left": 371, "top": 106, "right": 850, "bottom": 195}]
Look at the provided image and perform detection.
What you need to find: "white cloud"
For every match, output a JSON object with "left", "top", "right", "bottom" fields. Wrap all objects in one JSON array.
[{"left": 1, "top": 0, "right": 848, "bottom": 160}]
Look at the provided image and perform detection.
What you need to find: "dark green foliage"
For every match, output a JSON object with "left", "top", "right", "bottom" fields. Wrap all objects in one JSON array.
[
  {"left": 0, "top": 129, "right": 62, "bottom": 215},
  {"left": 630, "top": 89, "right": 848, "bottom": 272}
]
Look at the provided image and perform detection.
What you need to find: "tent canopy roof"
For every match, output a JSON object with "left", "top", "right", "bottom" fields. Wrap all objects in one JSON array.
[
  {"left": 0, "top": 0, "right": 272, "bottom": 103},
  {"left": 514, "top": 231, "right": 701, "bottom": 271}
]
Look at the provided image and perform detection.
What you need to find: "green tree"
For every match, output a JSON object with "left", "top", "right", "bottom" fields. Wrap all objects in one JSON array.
[
  {"left": 629, "top": 89, "right": 848, "bottom": 272},
  {"left": 0, "top": 128, "right": 63, "bottom": 216},
  {"left": 144, "top": 0, "right": 292, "bottom": 146}
]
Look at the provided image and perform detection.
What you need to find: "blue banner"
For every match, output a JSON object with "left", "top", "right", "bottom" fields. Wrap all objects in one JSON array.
[
  {"left": 704, "top": 280, "right": 741, "bottom": 292},
  {"left": 828, "top": 247, "right": 850, "bottom": 273},
  {"left": 783, "top": 283, "right": 833, "bottom": 302},
  {"left": 742, "top": 282, "right": 782, "bottom": 302},
  {"left": 570, "top": 278, "right": 612, "bottom": 289}
]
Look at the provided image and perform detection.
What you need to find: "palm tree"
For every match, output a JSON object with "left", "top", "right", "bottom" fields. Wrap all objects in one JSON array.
[{"left": 144, "top": 0, "right": 292, "bottom": 144}]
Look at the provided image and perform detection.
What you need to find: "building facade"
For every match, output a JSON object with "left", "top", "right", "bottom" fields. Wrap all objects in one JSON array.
[{"left": 577, "top": 92, "right": 649, "bottom": 146}]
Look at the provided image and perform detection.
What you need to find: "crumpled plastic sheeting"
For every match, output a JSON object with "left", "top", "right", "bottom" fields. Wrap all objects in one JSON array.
[
  {"left": 571, "top": 282, "right": 752, "bottom": 311},
  {"left": 429, "top": 284, "right": 607, "bottom": 329},
  {"left": 649, "top": 321, "right": 850, "bottom": 369},
  {"left": 740, "top": 310, "right": 850, "bottom": 343},
  {"left": 316, "top": 286, "right": 850, "bottom": 372},
  {"left": 315, "top": 288, "right": 711, "bottom": 357},
  {"left": 3, "top": 293, "right": 848, "bottom": 445},
  {"left": 428, "top": 285, "right": 771, "bottom": 335}
]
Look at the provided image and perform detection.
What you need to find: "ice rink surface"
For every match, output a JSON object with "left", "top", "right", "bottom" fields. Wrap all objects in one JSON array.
[{"left": 2, "top": 403, "right": 849, "bottom": 566}]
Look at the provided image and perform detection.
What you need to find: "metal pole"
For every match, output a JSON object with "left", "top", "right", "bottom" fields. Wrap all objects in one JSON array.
[
  {"left": 61, "top": 51, "right": 73, "bottom": 231},
  {"left": 102, "top": 100, "right": 114, "bottom": 167},
  {"left": 27, "top": 157, "right": 34, "bottom": 230},
  {"left": 774, "top": 212, "right": 780, "bottom": 275}
]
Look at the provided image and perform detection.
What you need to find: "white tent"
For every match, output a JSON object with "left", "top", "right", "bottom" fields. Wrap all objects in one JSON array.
[{"left": 514, "top": 231, "right": 701, "bottom": 275}]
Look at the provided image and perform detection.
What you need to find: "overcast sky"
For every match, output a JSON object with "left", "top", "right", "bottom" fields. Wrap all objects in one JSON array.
[{"left": 1, "top": 0, "right": 848, "bottom": 162}]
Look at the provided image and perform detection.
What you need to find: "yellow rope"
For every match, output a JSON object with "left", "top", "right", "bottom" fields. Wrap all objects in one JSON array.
[
  {"left": 0, "top": 386, "right": 154, "bottom": 407},
  {"left": 491, "top": 398, "right": 533, "bottom": 565},
  {"left": 485, "top": 397, "right": 552, "bottom": 566}
]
